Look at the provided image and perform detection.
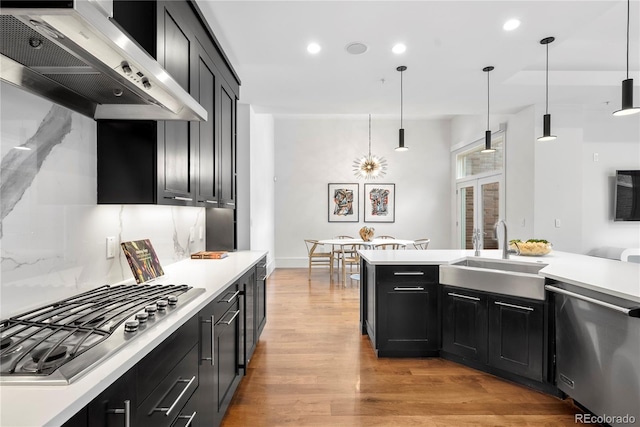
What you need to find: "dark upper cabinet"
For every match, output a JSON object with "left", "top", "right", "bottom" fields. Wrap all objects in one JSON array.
[
  {"left": 219, "top": 81, "right": 236, "bottom": 209},
  {"left": 99, "top": 0, "right": 239, "bottom": 207}
]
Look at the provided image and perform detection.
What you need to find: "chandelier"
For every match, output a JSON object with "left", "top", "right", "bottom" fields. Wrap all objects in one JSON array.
[{"left": 353, "top": 114, "right": 387, "bottom": 180}]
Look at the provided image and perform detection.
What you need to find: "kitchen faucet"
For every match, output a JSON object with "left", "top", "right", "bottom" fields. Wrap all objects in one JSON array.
[
  {"left": 494, "top": 220, "right": 509, "bottom": 259},
  {"left": 472, "top": 228, "right": 482, "bottom": 256}
]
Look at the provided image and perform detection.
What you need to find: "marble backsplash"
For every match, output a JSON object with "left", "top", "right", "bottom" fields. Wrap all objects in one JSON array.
[{"left": 0, "top": 83, "right": 205, "bottom": 318}]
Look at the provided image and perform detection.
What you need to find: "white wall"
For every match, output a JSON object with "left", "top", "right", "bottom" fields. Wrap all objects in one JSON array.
[
  {"left": 450, "top": 103, "right": 640, "bottom": 255},
  {"left": 274, "top": 116, "right": 451, "bottom": 267},
  {"left": 249, "top": 108, "right": 276, "bottom": 271}
]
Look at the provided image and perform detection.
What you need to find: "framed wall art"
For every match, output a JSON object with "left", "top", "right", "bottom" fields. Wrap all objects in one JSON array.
[
  {"left": 364, "top": 183, "right": 395, "bottom": 223},
  {"left": 328, "top": 183, "right": 359, "bottom": 222}
]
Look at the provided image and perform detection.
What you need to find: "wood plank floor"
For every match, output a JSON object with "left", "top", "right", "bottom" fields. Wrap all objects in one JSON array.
[{"left": 222, "top": 268, "right": 582, "bottom": 426}]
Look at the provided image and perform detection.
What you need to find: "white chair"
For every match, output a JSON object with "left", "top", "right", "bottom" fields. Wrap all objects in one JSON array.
[
  {"left": 304, "top": 239, "right": 332, "bottom": 279},
  {"left": 331, "top": 235, "right": 354, "bottom": 277},
  {"left": 413, "top": 238, "right": 431, "bottom": 250},
  {"left": 374, "top": 242, "right": 406, "bottom": 250}
]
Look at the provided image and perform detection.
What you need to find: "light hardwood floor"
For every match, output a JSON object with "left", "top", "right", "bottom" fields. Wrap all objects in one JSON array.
[{"left": 222, "top": 268, "right": 582, "bottom": 426}]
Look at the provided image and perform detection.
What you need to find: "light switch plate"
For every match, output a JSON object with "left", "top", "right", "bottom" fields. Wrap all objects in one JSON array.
[
  {"left": 106, "top": 236, "right": 116, "bottom": 259},
  {"left": 554, "top": 219, "right": 561, "bottom": 228}
]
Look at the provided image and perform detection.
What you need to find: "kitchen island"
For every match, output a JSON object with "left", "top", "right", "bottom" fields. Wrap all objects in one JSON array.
[
  {"left": 359, "top": 249, "right": 640, "bottom": 426},
  {"left": 0, "top": 251, "right": 268, "bottom": 427}
]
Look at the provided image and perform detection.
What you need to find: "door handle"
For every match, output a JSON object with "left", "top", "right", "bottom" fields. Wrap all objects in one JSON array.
[
  {"left": 494, "top": 301, "right": 533, "bottom": 311},
  {"left": 106, "top": 400, "right": 130, "bottom": 427},
  {"left": 448, "top": 292, "right": 480, "bottom": 301},
  {"left": 393, "top": 287, "right": 424, "bottom": 291},
  {"left": 200, "top": 315, "right": 215, "bottom": 366},
  {"left": 150, "top": 376, "right": 196, "bottom": 416}
]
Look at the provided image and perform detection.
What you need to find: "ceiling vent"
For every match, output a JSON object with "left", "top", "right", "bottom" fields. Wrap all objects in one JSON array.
[{"left": 345, "top": 42, "right": 368, "bottom": 55}]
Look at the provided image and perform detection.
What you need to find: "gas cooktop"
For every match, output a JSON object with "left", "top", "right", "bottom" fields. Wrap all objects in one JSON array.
[{"left": 0, "top": 283, "right": 204, "bottom": 385}]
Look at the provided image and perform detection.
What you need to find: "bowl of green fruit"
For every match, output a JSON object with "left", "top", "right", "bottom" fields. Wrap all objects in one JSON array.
[{"left": 509, "top": 239, "right": 552, "bottom": 256}]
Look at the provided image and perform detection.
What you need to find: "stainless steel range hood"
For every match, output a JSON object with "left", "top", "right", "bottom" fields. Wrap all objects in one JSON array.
[{"left": 0, "top": 0, "right": 207, "bottom": 121}]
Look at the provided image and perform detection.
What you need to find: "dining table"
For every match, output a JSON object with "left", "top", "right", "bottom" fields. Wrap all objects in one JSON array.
[{"left": 317, "top": 238, "right": 415, "bottom": 283}]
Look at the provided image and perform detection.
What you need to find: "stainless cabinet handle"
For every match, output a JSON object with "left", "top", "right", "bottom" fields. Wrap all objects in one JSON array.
[
  {"left": 107, "top": 400, "right": 130, "bottom": 427},
  {"left": 393, "top": 271, "right": 425, "bottom": 276},
  {"left": 393, "top": 287, "right": 424, "bottom": 291},
  {"left": 218, "top": 290, "right": 239, "bottom": 303},
  {"left": 177, "top": 411, "right": 197, "bottom": 426},
  {"left": 448, "top": 292, "right": 480, "bottom": 301},
  {"left": 545, "top": 285, "right": 637, "bottom": 316},
  {"left": 205, "top": 200, "right": 217, "bottom": 204},
  {"left": 494, "top": 301, "right": 534, "bottom": 311},
  {"left": 166, "top": 196, "right": 193, "bottom": 202},
  {"left": 200, "top": 315, "right": 215, "bottom": 366},
  {"left": 259, "top": 263, "right": 267, "bottom": 268},
  {"left": 220, "top": 309, "right": 240, "bottom": 325},
  {"left": 151, "top": 376, "right": 196, "bottom": 416},
  {"left": 260, "top": 275, "right": 267, "bottom": 281},
  {"left": 226, "top": 202, "right": 235, "bottom": 206}
]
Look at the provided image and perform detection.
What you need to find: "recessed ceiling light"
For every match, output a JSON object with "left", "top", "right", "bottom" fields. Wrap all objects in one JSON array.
[
  {"left": 307, "top": 43, "right": 321, "bottom": 54},
  {"left": 392, "top": 43, "right": 406, "bottom": 54},
  {"left": 503, "top": 19, "right": 521, "bottom": 31}
]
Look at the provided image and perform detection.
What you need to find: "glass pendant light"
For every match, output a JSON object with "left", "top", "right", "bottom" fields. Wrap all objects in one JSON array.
[
  {"left": 353, "top": 114, "right": 387, "bottom": 179},
  {"left": 481, "top": 66, "right": 496, "bottom": 153},
  {"left": 537, "top": 37, "right": 557, "bottom": 141},
  {"left": 395, "top": 66, "right": 409, "bottom": 152},
  {"left": 613, "top": 0, "right": 640, "bottom": 116}
]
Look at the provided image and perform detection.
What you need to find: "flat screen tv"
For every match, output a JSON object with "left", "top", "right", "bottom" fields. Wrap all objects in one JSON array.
[{"left": 614, "top": 170, "right": 640, "bottom": 221}]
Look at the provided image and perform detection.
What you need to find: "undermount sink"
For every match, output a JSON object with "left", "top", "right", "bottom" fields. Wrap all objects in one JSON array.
[{"left": 439, "top": 258, "right": 547, "bottom": 300}]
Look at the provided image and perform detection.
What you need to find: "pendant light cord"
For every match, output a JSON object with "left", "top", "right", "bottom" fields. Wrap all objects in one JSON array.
[
  {"left": 487, "top": 70, "right": 490, "bottom": 130},
  {"left": 545, "top": 42, "right": 549, "bottom": 114},
  {"left": 400, "top": 70, "right": 404, "bottom": 128},
  {"left": 626, "top": 0, "right": 630, "bottom": 79},
  {"left": 368, "top": 114, "right": 372, "bottom": 155}
]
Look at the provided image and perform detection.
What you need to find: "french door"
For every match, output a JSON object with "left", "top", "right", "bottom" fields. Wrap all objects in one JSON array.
[{"left": 456, "top": 175, "right": 503, "bottom": 250}]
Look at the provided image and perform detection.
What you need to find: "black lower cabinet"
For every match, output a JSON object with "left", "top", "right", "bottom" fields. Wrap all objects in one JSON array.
[
  {"left": 442, "top": 286, "right": 488, "bottom": 363},
  {"left": 367, "top": 265, "right": 440, "bottom": 357},
  {"left": 196, "top": 283, "right": 243, "bottom": 427},
  {"left": 87, "top": 366, "right": 137, "bottom": 427},
  {"left": 256, "top": 256, "right": 268, "bottom": 337},
  {"left": 488, "top": 295, "right": 544, "bottom": 381}
]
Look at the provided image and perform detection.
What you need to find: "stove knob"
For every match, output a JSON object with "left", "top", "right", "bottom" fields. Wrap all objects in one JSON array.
[
  {"left": 156, "top": 300, "right": 168, "bottom": 311},
  {"left": 145, "top": 304, "right": 158, "bottom": 316},
  {"left": 166, "top": 295, "right": 178, "bottom": 306},
  {"left": 124, "top": 320, "right": 139, "bottom": 333},
  {"left": 136, "top": 312, "right": 149, "bottom": 323}
]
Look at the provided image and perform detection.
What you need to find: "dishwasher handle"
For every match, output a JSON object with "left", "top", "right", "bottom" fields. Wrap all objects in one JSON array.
[{"left": 545, "top": 285, "right": 640, "bottom": 318}]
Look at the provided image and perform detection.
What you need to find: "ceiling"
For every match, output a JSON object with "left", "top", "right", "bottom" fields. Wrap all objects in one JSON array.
[{"left": 196, "top": 0, "right": 640, "bottom": 119}]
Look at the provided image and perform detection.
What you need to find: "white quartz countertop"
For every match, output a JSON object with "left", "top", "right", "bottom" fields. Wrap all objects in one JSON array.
[
  {"left": 0, "top": 250, "right": 267, "bottom": 427},
  {"left": 359, "top": 249, "right": 640, "bottom": 303}
]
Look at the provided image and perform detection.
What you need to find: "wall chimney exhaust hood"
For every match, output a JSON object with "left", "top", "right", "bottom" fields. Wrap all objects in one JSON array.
[{"left": 0, "top": 0, "right": 207, "bottom": 121}]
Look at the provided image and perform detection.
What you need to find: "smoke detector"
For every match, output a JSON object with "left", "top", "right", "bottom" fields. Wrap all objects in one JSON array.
[{"left": 345, "top": 42, "right": 368, "bottom": 55}]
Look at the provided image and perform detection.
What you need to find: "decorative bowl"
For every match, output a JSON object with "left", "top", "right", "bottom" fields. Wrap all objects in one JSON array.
[{"left": 510, "top": 240, "right": 552, "bottom": 256}]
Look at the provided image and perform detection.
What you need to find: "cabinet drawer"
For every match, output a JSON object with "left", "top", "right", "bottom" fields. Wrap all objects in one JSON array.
[
  {"left": 213, "top": 284, "right": 240, "bottom": 320},
  {"left": 137, "top": 316, "right": 198, "bottom": 401},
  {"left": 376, "top": 265, "right": 438, "bottom": 283},
  {"left": 138, "top": 344, "right": 199, "bottom": 427}
]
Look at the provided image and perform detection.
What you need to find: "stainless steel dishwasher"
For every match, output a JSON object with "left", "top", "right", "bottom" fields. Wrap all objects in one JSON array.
[{"left": 547, "top": 282, "right": 640, "bottom": 426}]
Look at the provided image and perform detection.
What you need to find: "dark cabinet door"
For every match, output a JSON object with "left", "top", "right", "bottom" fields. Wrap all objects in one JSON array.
[
  {"left": 442, "top": 286, "right": 488, "bottom": 363},
  {"left": 219, "top": 81, "right": 236, "bottom": 209},
  {"left": 376, "top": 282, "right": 439, "bottom": 355},
  {"left": 87, "top": 367, "right": 137, "bottom": 427},
  {"left": 256, "top": 257, "right": 267, "bottom": 336},
  {"left": 240, "top": 269, "right": 256, "bottom": 364},
  {"left": 157, "top": 3, "right": 194, "bottom": 204},
  {"left": 195, "top": 42, "right": 218, "bottom": 207},
  {"left": 214, "top": 300, "right": 241, "bottom": 426},
  {"left": 488, "top": 295, "right": 544, "bottom": 381},
  {"left": 196, "top": 299, "right": 217, "bottom": 427}
]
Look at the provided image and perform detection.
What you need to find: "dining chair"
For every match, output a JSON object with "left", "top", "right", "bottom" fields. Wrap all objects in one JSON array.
[
  {"left": 374, "top": 242, "right": 406, "bottom": 250},
  {"left": 304, "top": 239, "right": 332, "bottom": 279},
  {"left": 377, "top": 235, "right": 395, "bottom": 239},
  {"left": 413, "top": 238, "right": 431, "bottom": 250},
  {"left": 342, "top": 243, "right": 368, "bottom": 284},
  {"left": 330, "top": 236, "right": 355, "bottom": 278}
]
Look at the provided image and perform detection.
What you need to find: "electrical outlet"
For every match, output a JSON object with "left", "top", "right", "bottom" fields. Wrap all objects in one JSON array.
[
  {"left": 520, "top": 218, "right": 526, "bottom": 227},
  {"left": 106, "top": 236, "right": 116, "bottom": 259},
  {"left": 555, "top": 219, "right": 561, "bottom": 228},
  {"left": 189, "top": 227, "right": 195, "bottom": 243},
  {"left": 593, "top": 153, "right": 599, "bottom": 162}
]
